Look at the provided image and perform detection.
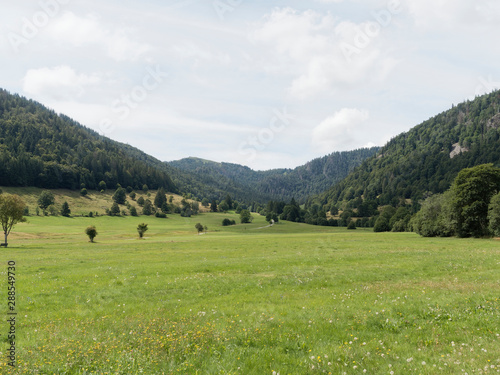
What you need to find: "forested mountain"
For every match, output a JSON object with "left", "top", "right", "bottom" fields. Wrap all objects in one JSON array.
[
  {"left": 311, "top": 90, "right": 500, "bottom": 210},
  {"left": 0, "top": 89, "right": 177, "bottom": 191},
  {"left": 168, "top": 147, "right": 379, "bottom": 203}
]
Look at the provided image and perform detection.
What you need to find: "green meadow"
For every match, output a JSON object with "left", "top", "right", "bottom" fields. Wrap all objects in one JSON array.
[{"left": 1, "top": 213, "right": 499, "bottom": 374}]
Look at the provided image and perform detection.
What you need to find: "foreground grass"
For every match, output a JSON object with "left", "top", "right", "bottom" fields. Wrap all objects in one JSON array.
[{"left": 1, "top": 214, "right": 499, "bottom": 374}]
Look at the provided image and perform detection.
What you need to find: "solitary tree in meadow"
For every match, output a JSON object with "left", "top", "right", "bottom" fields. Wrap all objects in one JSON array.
[
  {"left": 85, "top": 226, "right": 98, "bottom": 243},
  {"left": 0, "top": 194, "right": 26, "bottom": 247},
  {"left": 137, "top": 223, "right": 148, "bottom": 238},
  {"left": 195, "top": 223, "right": 204, "bottom": 235},
  {"left": 240, "top": 209, "right": 253, "bottom": 224}
]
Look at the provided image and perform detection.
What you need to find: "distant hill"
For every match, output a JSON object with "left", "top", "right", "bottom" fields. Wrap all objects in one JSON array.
[
  {"left": 0, "top": 88, "right": 378, "bottom": 205},
  {"left": 168, "top": 147, "right": 380, "bottom": 203},
  {"left": 0, "top": 89, "right": 177, "bottom": 192},
  {"left": 311, "top": 90, "right": 500, "bottom": 210}
]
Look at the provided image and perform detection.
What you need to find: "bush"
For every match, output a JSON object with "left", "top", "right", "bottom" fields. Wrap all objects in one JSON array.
[
  {"left": 85, "top": 226, "right": 97, "bottom": 242},
  {"left": 61, "top": 201, "right": 71, "bottom": 217},
  {"left": 373, "top": 216, "right": 391, "bottom": 232},
  {"left": 137, "top": 223, "right": 148, "bottom": 238},
  {"left": 240, "top": 209, "right": 253, "bottom": 224},
  {"left": 38, "top": 190, "right": 55, "bottom": 210},
  {"left": 110, "top": 202, "right": 121, "bottom": 216},
  {"left": 130, "top": 206, "right": 138, "bottom": 217},
  {"left": 222, "top": 218, "right": 236, "bottom": 226},
  {"left": 113, "top": 187, "right": 127, "bottom": 205},
  {"left": 347, "top": 220, "right": 357, "bottom": 230},
  {"left": 155, "top": 212, "right": 167, "bottom": 218},
  {"left": 80, "top": 188, "right": 88, "bottom": 197}
]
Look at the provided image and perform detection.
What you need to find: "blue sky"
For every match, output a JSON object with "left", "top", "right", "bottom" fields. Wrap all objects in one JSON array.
[{"left": 1, "top": 0, "right": 499, "bottom": 170}]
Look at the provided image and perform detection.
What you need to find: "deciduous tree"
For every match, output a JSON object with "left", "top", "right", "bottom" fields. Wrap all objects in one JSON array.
[{"left": 0, "top": 194, "right": 26, "bottom": 246}]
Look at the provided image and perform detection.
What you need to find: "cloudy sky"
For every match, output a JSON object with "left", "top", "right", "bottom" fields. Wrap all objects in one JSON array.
[{"left": 1, "top": 0, "right": 499, "bottom": 170}]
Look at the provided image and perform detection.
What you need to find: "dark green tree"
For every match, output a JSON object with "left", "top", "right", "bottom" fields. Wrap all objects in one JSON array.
[
  {"left": 61, "top": 201, "right": 71, "bottom": 217},
  {"left": 98, "top": 181, "right": 107, "bottom": 191},
  {"left": 195, "top": 223, "right": 204, "bottom": 234},
  {"left": 373, "top": 216, "right": 391, "bottom": 232},
  {"left": 137, "top": 223, "right": 148, "bottom": 238},
  {"left": 113, "top": 187, "right": 127, "bottom": 205},
  {"left": 137, "top": 196, "right": 145, "bottom": 206},
  {"left": 154, "top": 187, "right": 167, "bottom": 208},
  {"left": 130, "top": 206, "right": 138, "bottom": 217},
  {"left": 410, "top": 192, "right": 455, "bottom": 237},
  {"left": 85, "top": 226, "right": 97, "bottom": 243},
  {"left": 488, "top": 192, "right": 500, "bottom": 236},
  {"left": 110, "top": 202, "right": 121, "bottom": 216},
  {"left": 210, "top": 200, "right": 218, "bottom": 212},
  {"left": 142, "top": 200, "right": 153, "bottom": 215},
  {"left": 240, "top": 209, "right": 253, "bottom": 224},
  {"left": 225, "top": 194, "right": 233, "bottom": 209},
  {"left": 219, "top": 201, "right": 229, "bottom": 212},
  {"left": 450, "top": 164, "right": 500, "bottom": 237},
  {"left": 38, "top": 190, "right": 55, "bottom": 210}
]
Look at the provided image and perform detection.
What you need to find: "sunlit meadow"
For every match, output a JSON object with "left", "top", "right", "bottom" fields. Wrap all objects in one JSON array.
[{"left": 1, "top": 213, "right": 499, "bottom": 374}]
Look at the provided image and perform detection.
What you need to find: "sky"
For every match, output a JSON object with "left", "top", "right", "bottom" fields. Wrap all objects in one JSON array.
[{"left": 1, "top": 0, "right": 499, "bottom": 170}]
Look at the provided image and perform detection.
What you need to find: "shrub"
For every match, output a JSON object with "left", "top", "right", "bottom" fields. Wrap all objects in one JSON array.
[
  {"left": 137, "top": 223, "right": 148, "bottom": 238},
  {"left": 85, "top": 226, "right": 97, "bottom": 242},
  {"left": 222, "top": 218, "right": 236, "bottom": 226}
]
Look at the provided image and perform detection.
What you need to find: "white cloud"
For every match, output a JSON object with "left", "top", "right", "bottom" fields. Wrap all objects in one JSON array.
[
  {"left": 22, "top": 66, "right": 100, "bottom": 100},
  {"left": 406, "top": 0, "right": 500, "bottom": 30},
  {"left": 251, "top": 8, "right": 399, "bottom": 98},
  {"left": 46, "top": 12, "right": 151, "bottom": 61},
  {"left": 312, "top": 108, "right": 370, "bottom": 152}
]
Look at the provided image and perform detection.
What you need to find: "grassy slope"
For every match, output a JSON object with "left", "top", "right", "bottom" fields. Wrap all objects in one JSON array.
[
  {"left": 0, "top": 187, "right": 207, "bottom": 216},
  {"left": 1, "top": 214, "right": 499, "bottom": 374}
]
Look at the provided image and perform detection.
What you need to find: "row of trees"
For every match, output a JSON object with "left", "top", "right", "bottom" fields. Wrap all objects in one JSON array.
[{"left": 412, "top": 164, "right": 500, "bottom": 237}]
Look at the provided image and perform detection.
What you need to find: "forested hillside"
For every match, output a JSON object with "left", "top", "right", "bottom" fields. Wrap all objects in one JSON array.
[
  {"left": 0, "top": 89, "right": 177, "bottom": 191},
  {"left": 169, "top": 147, "right": 379, "bottom": 203},
  {"left": 312, "top": 90, "right": 500, "bottom": 210}
]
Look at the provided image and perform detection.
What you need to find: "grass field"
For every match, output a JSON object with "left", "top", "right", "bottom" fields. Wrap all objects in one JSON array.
[{"left": 1, "top": 212, "right": 499, "bottom": 374}]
